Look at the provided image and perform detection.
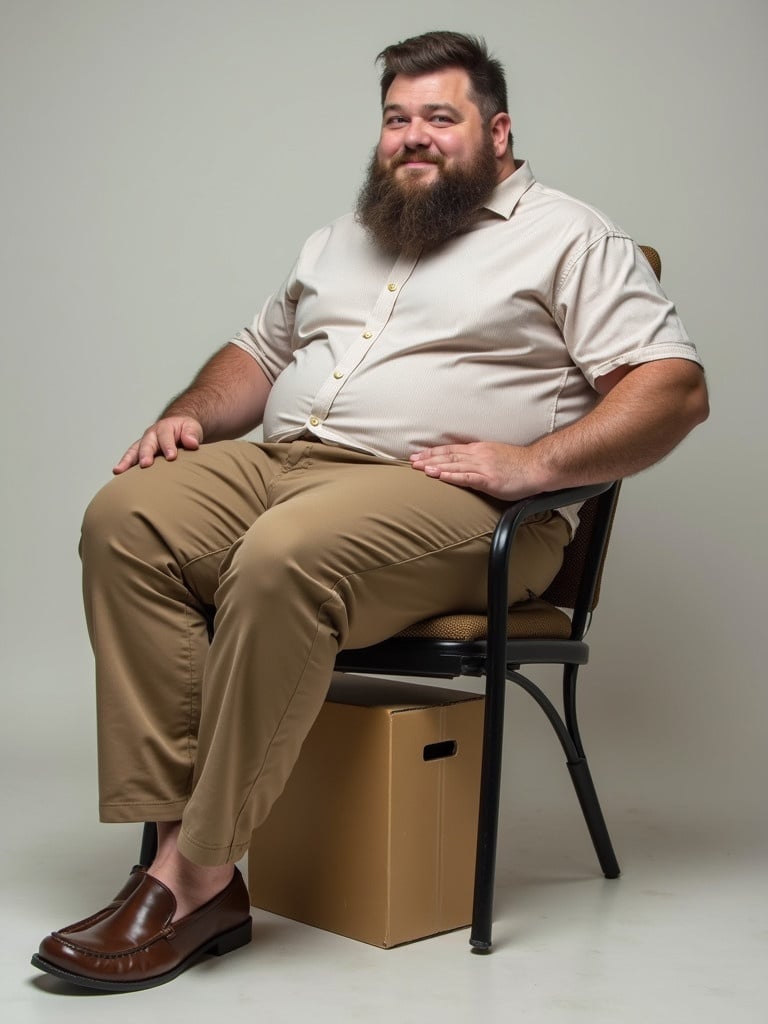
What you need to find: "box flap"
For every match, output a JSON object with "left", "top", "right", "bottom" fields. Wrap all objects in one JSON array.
[{"left": 328, "top": 673, "right": 482, "bottom": 712}]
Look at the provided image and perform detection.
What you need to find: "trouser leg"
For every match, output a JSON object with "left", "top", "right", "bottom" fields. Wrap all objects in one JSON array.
[
  {"left": 176, "top": 442, "right": 570, "bottom": 865},
  {"left": 80, "top": 442, "right": 286, "bottom": 822}
]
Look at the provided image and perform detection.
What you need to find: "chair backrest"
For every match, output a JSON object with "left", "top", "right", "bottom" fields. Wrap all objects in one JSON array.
[
  {"left": 639, "top": 244, "right": 661, "bottom": 279},
  {"left": 540, "top": 484, "right": 621, "bottom": 613}
]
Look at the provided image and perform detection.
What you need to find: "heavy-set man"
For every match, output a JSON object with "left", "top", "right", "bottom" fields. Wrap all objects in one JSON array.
[{"left": 33, "top": 31, "right": 708, "bottom": 991}]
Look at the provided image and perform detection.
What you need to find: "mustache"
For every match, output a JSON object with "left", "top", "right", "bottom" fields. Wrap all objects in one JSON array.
[{"left": 388, "top": 149, "right": 444, "bottom": 169}]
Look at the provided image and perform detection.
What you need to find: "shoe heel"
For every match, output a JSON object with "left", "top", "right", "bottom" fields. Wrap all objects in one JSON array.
[{"left": 208, "top": 918, "right": 252, "bottom": 956}]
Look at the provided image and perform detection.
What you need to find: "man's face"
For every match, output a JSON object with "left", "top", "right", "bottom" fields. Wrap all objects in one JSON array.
[
  {"left": 376, "top": 67, "right": 505, "bottom": 188},
  {"left": 356, "top": 67, "right": 512, "bottom": 256}
]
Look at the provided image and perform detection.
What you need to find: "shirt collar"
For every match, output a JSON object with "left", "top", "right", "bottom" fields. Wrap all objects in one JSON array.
[{"left": 482, "top": 160, "right": 536, "bottom": 220}]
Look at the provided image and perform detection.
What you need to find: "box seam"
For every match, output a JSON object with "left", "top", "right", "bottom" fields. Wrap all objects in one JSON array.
[{"left": 384, "top": 711, "right": 394, "bottom": 948}]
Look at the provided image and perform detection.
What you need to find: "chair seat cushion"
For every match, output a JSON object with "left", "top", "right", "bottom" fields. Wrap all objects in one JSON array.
[{"left": 395, "top": 598, "right": 573, "bottom": 642}]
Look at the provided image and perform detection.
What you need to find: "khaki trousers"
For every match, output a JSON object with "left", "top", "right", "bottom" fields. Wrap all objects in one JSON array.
[{"left": 81, "top": 440, "right": 570, "bottom": 865}]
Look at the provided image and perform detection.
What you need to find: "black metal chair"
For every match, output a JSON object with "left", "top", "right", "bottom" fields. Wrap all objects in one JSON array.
[{"left": 335, "top": 479, "right": 622, "bottom": 952}]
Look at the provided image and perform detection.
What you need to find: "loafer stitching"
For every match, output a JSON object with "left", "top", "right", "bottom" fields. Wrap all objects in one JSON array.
[{"left": 50, "top": 926, "right": 175, "bottom": 959}]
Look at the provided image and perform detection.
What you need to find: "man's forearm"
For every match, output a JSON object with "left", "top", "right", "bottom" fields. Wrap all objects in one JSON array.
[
  {"left": 410, "top": 358, "right": 709, "bottom": 501},
  {"left": 162, "top": 344, "right": 273, "bottom": 442},
  {"left": 113, "top": 343, "right": 275, "bottom": 474},
  {"left": 529, "top": 359, "right": 710, "bottom": 492}
]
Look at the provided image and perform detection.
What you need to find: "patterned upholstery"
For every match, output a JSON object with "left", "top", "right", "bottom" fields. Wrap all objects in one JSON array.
[
  {"left": 639, "top": 244, "right": 661, "bottom": 280},
  {"left": 396, "top": 598, "right": 572, "bottom": 641}
]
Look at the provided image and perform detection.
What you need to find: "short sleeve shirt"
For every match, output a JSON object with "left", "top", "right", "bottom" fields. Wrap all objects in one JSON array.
[{"left": 231, "top": 159, "right": 701, "bottom": 468}]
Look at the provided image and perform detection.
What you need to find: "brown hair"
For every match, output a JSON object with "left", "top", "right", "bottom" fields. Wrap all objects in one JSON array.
[{"left": 377, "top": 31, "right": 509, "bottom": 125}]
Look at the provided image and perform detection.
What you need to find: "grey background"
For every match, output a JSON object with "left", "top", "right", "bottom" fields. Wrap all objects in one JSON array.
[{"left": 1, "top": 0, "right": 765, "bottom": 855}]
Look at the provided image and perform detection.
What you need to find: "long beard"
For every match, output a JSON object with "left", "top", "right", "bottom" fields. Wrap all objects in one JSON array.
[{"left": 355, "top": 137, "right": 499, "bottom": 258}]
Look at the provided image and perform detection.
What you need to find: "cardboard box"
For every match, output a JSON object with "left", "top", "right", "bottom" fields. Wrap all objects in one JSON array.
[{"left": 248, "top": 674, "right": 484, "bottom": 947}]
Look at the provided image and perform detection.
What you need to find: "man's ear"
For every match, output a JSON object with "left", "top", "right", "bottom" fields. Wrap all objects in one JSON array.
[{"left": 489, "top": 112, "right": 512, "bottom": 157}]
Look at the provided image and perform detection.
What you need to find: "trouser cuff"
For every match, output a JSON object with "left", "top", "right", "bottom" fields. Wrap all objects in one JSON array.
[
  {"left": 99, "top": 797, "right": 189, "bottom": 824},
  {"left": 177, "top": 825, "right": 249, "bottom": 867}
]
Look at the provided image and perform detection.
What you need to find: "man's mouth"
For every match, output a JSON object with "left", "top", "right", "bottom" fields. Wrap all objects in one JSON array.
[{"left": 393, "top": 151, "right": 442, "bottom": 169}]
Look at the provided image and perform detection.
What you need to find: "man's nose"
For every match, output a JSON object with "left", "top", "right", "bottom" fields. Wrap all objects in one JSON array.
[{"left": 403, "top": 118, "right": 431, "bottom": 149}]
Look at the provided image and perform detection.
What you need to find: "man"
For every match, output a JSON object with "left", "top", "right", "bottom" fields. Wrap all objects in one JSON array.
[{"left": 33, "top": 31, "right": 708, "bottom": 991}]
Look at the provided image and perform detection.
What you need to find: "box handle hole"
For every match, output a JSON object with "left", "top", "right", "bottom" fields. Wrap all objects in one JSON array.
[{"left": 423, "top": 740, "right": 458, "bottom": 761}]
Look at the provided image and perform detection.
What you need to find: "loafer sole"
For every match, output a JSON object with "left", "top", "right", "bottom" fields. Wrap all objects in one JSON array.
[{"left": 31, "top": 917, "right": 252, "bottom": 992}]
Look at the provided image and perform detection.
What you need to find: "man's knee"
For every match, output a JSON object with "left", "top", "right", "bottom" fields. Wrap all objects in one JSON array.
[
  {"left": 80, "top": 468, "right": 172, "bottom": 567},
  {"left": 81, "top": 475, "right": 131, "bottom": 558},
  {"left": 216, "top": 517, "right": 349, "bottom": 618}
]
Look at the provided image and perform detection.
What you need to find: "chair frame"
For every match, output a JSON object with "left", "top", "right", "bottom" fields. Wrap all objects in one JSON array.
[{"left": 335, "top": 480, "right": 622, "bottom": 952}]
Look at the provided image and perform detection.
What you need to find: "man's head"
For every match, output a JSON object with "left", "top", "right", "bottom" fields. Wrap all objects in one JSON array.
[
  {"left": 377, "top": 31, "right": 513, "bottom": 152},
  {"left": 356, "top": 31, "right": 516, "bottom": 256}
]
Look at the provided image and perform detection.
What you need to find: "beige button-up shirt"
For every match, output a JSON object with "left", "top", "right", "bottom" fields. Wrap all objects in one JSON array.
[{"left": 231, "top": 161, "right": 701, "bottom": 528}]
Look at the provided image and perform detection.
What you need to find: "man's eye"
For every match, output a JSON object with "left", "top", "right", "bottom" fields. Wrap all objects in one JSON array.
[
  {"left": 385, "top": 116, "right": 408, "bottom": 126},
  {"left": 431, "top": 115, "right": 454, "bottom": 124}
]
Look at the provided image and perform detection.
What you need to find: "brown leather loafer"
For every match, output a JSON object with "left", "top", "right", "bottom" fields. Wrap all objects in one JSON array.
[
  {"left": 32, "top": 868, "right": 252, "bottom": 992},
  {"left": 56, "top": 865, "right": 146, "bottom": 935}
]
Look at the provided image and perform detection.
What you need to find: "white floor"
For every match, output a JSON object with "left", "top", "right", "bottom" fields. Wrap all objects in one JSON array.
[{"left": 3, "top": 747, "right": 765, "bottom": 1024}]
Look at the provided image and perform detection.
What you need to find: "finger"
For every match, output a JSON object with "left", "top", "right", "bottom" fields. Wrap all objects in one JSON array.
[
  {"left": 411, "top": 455, "right": 462, "bottom": 475},
  {"left": 113, "top": 442, "right": 141, "bottom": 475},
  {"left": 178, "top": 421, "right": 203, "bottom": 449},
  {"left": 136, "top": 428, "right": 164, "bottom": 468},
  {"left": 410, "top": 449, "right": 431, "bottom": 462},
  {"left": 153, "top": 422, "right": 184, "bottom": 463},
  {"left": 423, "top": 460, "right": 480, "bottom": 478},
  {"left": 410, "top": 444, "right": 465, "bottom": 462},
  {"left": 427, "top": 469, "right": 489, "bottom": 491},
  {"left": 421, "top": 453, "right": 485, "bottom": 474}
]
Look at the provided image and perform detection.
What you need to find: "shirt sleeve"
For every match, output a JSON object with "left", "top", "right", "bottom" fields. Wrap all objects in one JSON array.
[
  {"left": 228, "top": 261, "right": 301, "bottom": 384},
  {"left": 553, "top": 232, "right": 703, "bottom": 388}
]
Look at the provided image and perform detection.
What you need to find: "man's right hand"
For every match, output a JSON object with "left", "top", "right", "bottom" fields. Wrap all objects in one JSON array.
[{"left": 113, "top": 416, "right": 204, "bottom": 475}]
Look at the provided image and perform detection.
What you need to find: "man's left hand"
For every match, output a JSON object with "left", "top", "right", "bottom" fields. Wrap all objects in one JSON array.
[{"left": 410, "top": 442, "right": 542, "bottom": 501}]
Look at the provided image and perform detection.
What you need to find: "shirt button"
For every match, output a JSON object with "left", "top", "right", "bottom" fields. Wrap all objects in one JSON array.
[
  {"left": 387, "top": 282, "right": 397, "bottom": 292},
  {"left": 333, "top": 370, "right": 344, "bottom": 379},
  {"left": 309, "top": 416, "right": 320, "bottom": 427},
  {"left": 362, "top": 331, "right": 373, "bottom": 339}
]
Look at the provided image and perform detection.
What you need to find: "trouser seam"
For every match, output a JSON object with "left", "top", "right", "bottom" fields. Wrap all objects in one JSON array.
[
  {"left": 182, "top": 602, "right": 197, "bottom": 768},
  {"left": 180, "top": 545, "right": 231, "bottom": 574},
  {"left": 101, "top": 799, "right": 187, "bottom": 807},
  {"left": 264, "top": 441, "right": 314, "bottom": 503}
]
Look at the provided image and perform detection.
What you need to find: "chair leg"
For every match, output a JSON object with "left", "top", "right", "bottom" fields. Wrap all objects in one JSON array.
[
  {"left": 469, "top": 662, "right": 507, "bottom": 953},
  {"left": 566, "top": 756, "right": 620, "bottom": 878},
  {"left": 510, "top": 667, "right": 620, "bottom": 878},
  {"left": 563, "top": 665, "right": 620, "bottom": 878},
  {"left": 469, "top": 780, "right": 499, "bottom": 953},
  {"left": 138, "top": 822, "right": 157, "bottom": 867}
]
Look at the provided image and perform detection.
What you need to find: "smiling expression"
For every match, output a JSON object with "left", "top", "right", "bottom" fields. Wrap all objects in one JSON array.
[{"left": 377, "top": 67, "right": 513, "bottom": 186}]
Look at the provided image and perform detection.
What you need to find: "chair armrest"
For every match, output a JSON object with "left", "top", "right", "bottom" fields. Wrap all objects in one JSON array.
[{"left": 486, "top": 482, "right": 615, "bottom": 641}]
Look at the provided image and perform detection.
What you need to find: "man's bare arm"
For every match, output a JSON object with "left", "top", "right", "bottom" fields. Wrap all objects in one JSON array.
[
  {"left": 410, "top": 359, "right": 709, "bottom": 500},
  {"left": 113, "top": 344, "right": 272, "bottom": 474}
]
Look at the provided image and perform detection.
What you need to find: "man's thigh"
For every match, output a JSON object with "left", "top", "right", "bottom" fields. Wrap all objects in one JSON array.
[
  {"left": 228, "top": 443, "right": 568, "bottom": 647},
  {"left": 82, "top": 441, "right": 288, "bottom": 605}
]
